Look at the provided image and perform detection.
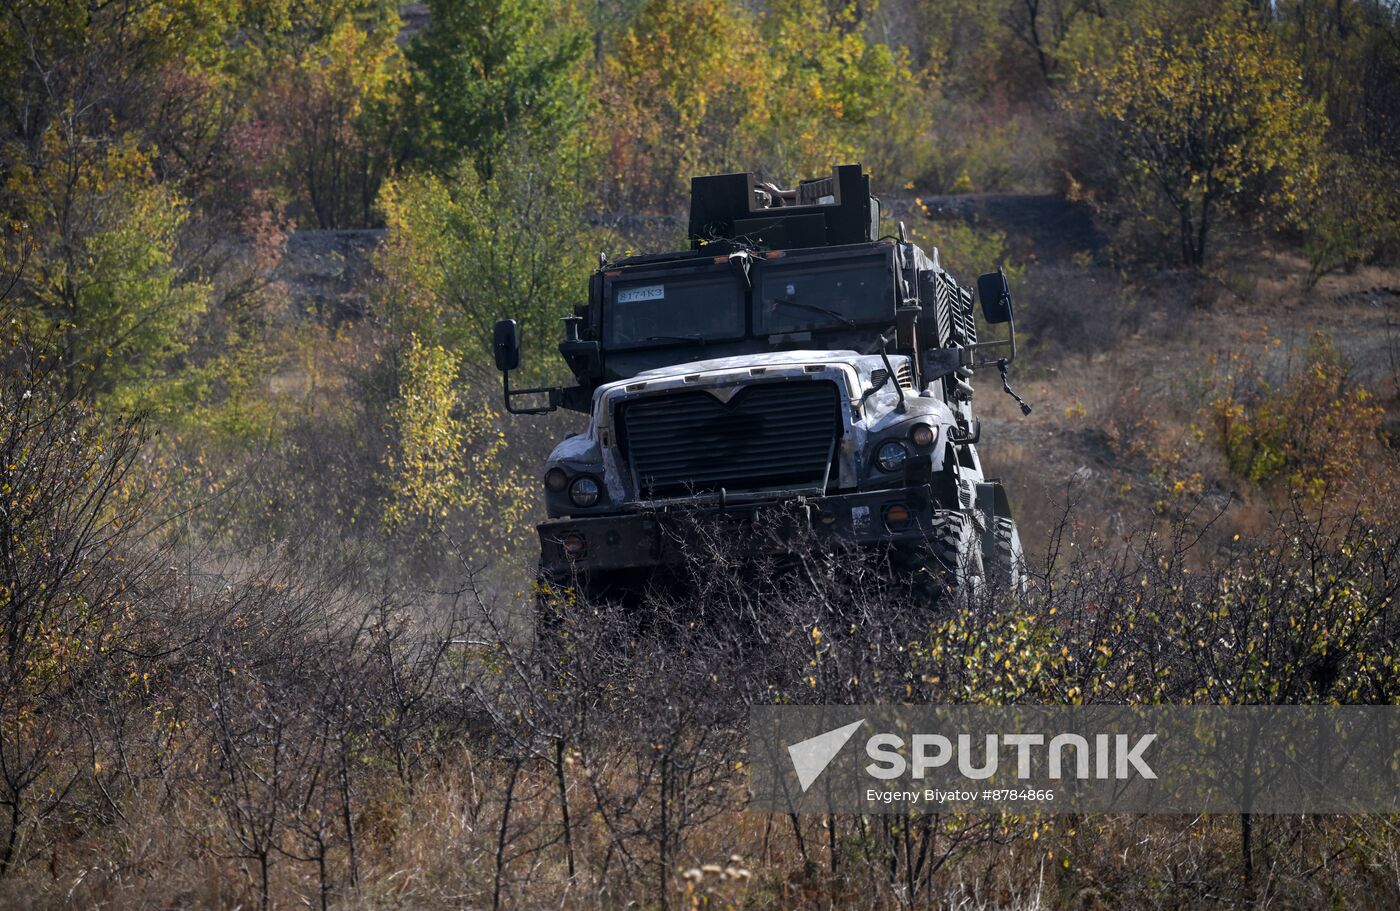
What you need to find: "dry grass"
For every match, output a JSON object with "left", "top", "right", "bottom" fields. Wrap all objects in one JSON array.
[
  {"left": 6, "top": 755, "right": 1396, "bottom": 910},
  {"left": 976, "top": 252, "right": 1400, "bottom": 565}
]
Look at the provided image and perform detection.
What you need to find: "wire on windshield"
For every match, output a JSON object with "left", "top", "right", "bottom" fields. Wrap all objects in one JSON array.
[{"left": 768, "top": 297, "right": 857, "bottom": 328}]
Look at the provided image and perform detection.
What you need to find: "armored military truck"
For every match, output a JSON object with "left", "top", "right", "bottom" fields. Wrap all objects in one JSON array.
[{"left": 492, "top": 164, "right": 1029, "bottom": 604}]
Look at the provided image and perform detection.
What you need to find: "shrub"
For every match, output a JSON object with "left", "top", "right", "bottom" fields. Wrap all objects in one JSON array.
[
  {"left": 1207, "top": 333, "right": 1388, "bottom": 503},
  {"left": 383, "top": 334, "right": 532, "bottom": 557},
  {"left": 1302, "top": 150, "right": 1400, "bottom": 285},
  {"left": 405, "top": 0, "right": 588, "bottom": 179},
  {"left": 909, "top": 214, "right": 1022, "bottom": 287},
  {"left": 0, "top": 352, "right": 152, "bottom": 875}
]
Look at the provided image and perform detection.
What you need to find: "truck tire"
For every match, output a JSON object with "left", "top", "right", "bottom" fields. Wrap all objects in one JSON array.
[
  {"left": 534, "top": 568, "right": 640, "bottom": 666},
  {"left": 534, "top": 568, "right": 569, "bottom": 664},
  {"left": 982, "top": 515, "right": 1026, "bottom": 596},
  {"left": 901, "top": 509, "right": 982, "bottom": 599}
]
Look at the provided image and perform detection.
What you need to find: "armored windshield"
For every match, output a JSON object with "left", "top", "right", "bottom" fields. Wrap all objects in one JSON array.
[
  {"left": 605, "top": 273, "right": 745, "bottom": 347},
  {"left": 755, "top": 254, "right": 895, "bottom": 334}
]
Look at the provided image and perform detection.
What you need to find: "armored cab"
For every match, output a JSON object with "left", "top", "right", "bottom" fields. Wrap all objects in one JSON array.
[{"left": 493, "top": 164, "right": 1027, "bottom": 603}]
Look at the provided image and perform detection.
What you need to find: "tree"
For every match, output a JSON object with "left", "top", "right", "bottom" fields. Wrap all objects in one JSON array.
[
  {"left": 406, "top": 0, "right": 589, "bottom": 178},
  {"left": 1004, "top": 0, "right": 1104, "bottom": 90},
  {"left": 0, "top": 347, "right": 150, "bottom": 876},
  {"left": 760, "top": 0, "right": 927, "bottom": 185},
  {"left": 4, "top": 137, "right": 210, "bottom": 413},
  {"left": 374, "top": 138, "right": 590, "bottom": 544},
  {"left": 258, "top": 16, "right": 407, "bottom": 228},
  {"left": 382, "top": 334, "right": 527, "bottom": 549},
  {"left": 601, "top": 0, "right": 931, "bottom": 208},
  {"left": 601, "top": 0, "right": 774, "bottom": 210},
  {"left": 0, "top": 0, "right": 250, "bottom": 216},
  {"left": 1067, "top": 15, "right": 1326, "bottom": 266},
  {"left": 1277, "top": 0, "right": 1400, "bottom": 278},
  {"left": 376, "top": 135, "right": 598, "bottom": 378},
  {"left": 0, "top": 0, "right": 231, "bottom": 153},
  {"left": 0, "top": 0, "right": 306, "bottom": 421}
]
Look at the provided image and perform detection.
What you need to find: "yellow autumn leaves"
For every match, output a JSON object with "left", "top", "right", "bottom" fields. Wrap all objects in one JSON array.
[
  {"left": 384, "top": 336, "right": 532, "bottom": 557},
  {"left": 1068, "top": 14, "right": 1326, "bottom": 265}
]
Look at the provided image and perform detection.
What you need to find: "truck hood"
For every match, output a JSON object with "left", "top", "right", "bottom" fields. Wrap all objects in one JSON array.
[{"left": 626, "top": 349, "right": 891, "bottom": 383}]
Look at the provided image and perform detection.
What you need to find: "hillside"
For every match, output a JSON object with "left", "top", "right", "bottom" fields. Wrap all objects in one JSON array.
[{"left": 3, "top": 1, "right": 1398, "bottom": 908}]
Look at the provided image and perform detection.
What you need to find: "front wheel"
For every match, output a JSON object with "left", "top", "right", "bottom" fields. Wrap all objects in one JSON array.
[
  {"left": 982, "top": 514, "right": 1026, "bottom": 596},
  {"left": 532, "top": 566, "right": 651, "bottom": 666},
  {"left": 533, "top": 568, "right": 571, "bottom": 666},
  {"left": 896, "top": 509, "right": 983, "bottom": 604}
]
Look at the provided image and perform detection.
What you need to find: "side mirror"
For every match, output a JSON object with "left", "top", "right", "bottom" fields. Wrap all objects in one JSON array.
[
  {"left": 977, "top": 270, "right": 1013, "bottom": 324},
  {"left": 493, "top": 318, "right": 521, "bottom": 372}
]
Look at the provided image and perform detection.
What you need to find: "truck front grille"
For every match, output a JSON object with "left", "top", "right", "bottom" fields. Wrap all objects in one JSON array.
[{"left": 617, "top": 381, "right": 841, "bottom": 498}]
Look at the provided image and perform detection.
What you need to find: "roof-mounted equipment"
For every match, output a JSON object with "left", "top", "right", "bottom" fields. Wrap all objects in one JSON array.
[{"left": 687, "top": 164, "right": 880, "bottom": 251}]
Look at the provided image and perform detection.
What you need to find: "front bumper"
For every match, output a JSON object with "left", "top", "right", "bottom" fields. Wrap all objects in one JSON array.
[{"left": 538, "top": 485, "right": 938, "bottom": 576}]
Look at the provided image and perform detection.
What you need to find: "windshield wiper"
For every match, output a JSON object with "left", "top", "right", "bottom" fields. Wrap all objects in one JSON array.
[
  {"left": 768, "top": 298, "right": 856, "bottom": 328},
  {"left": 642, "top": 334, "right": 705, "bottom": 344}
]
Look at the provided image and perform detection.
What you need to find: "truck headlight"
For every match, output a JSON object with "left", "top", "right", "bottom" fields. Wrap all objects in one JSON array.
[
  {"left": 569, "top": 476, "right": 601, "bottom": 507},
  {"left": 876, "top": 441, "right": 908, "bottom": 473}
]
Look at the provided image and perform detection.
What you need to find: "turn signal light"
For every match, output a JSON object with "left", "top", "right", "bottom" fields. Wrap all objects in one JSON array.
[
  {"left": 560, "top": 532, "right": 587, "bottom": 557},
  {"left": 883, "top": 504, "right": 911, "bottom": 528}
]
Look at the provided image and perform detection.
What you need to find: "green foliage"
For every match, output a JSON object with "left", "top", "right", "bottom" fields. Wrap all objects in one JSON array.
[
  {"left": 0, "top": 0, "right": 239, "bottom": 133},
  {"left": 601, "top": 0, "right": 929, "bottom": 208},
  {"left": 600, "top": 0, "right": 772, "bottom": 209},
  {"left": 0, "top": 352, "right": 149, "bottom": 876},
  {"left": 913, "top": 105, "right": 1058, "bottom": 195},
  {"left": 377, "top": 135, "right": 600, "bottom": 380},
  {"left": 258, "top": 14, "right": 408, "bottom": 228},
  {"left": 406, "top": 0, "right": 590, "bottom": 178},
  {"left": 1208, "top": 333, "right": 1388, "bottom": 501},
  {"left": 757, "top": 0, "right": 927, "bottom": 186},
  {"left": 373, "top": 135, "right": 599, "bottom": 547},
  {"left": 2, "top": 1, "right": 1400, "bottom": 901},
  {"left": 909, "top": 213, "right": 1023, "bottom": 288},
  {"left": 1067, "top": 12, "right": 1327, "bottom": 266},
  {"left": 1302, "top": 150, "right": 1400, "bottom": 284},
  {"left": 1276, "top": 0, "right": 1400, "bottom": 156},
  {"left": 904, "top": 509, "right": 1398, "bottom": 709},
  {"left": 382, "top": 336, "right": 532, "bottom": 555},
  {"left": 4, "top": 138, "right": 210, "bottom": 416}
]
